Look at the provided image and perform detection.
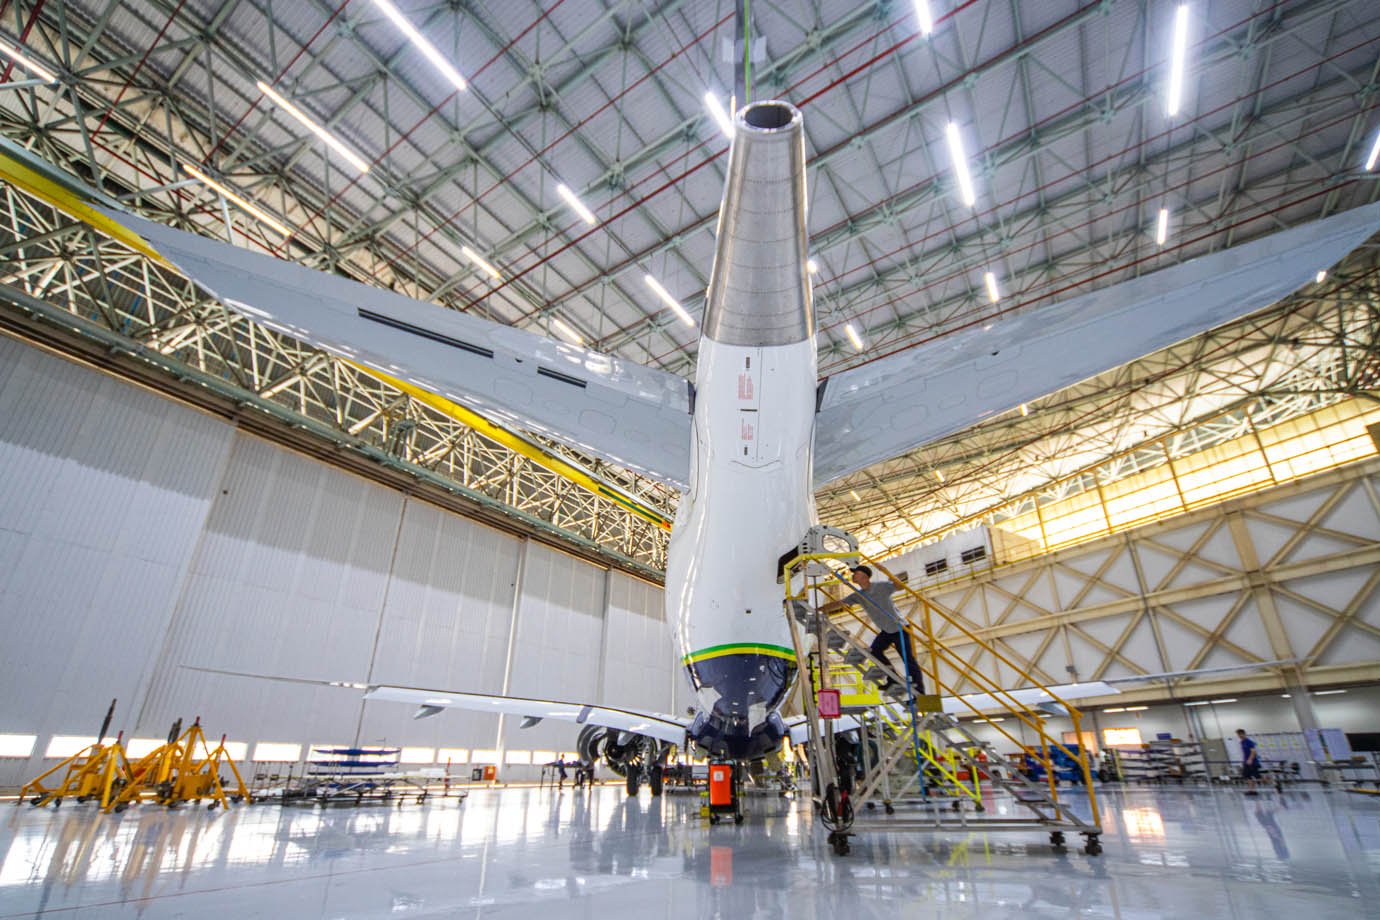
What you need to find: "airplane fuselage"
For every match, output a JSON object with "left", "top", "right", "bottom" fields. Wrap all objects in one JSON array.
[{"left": 663, "top": 100, "right": 817, "bottom": 760}]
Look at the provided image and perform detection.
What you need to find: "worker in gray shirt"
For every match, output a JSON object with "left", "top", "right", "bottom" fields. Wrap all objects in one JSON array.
[{"left": 842, "top": 565, "right": 927, "bottom": 693}]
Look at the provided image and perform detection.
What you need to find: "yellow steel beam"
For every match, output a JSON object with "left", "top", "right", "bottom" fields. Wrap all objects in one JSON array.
[
  {"left": 350, "top": 362, "right": 672, "bottom": 531},
  {"left": 0, "top": 143, "right": 168, "bottom": 267}
]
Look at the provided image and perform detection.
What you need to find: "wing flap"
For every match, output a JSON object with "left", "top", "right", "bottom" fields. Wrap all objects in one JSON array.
[
  {"left": 105, "top": 211, "right": 693, "bottom": 488},
  {"left": 815, "top": 202, "right": 1380, "bottom": 484}
]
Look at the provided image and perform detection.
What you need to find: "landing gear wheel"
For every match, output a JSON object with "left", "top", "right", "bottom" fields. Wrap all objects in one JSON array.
[
  {"left": 827, "top": 830, "right": 851, "bottom": 856},
  {"left": 625, "top": 771, "right": 640, "bottom": 796},
  {"left": 1082, "top": 833, "right": 1102, "bottom": 856},
  {"left": 649, "top": 766, "right": 663, "bottom": 797},
  {"left": 1050, "top": 831, "right": 1066, "bottom": 851}
]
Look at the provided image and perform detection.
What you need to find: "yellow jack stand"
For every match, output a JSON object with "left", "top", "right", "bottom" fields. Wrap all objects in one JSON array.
[
  {"left": 18, "top": 700, "right": 132, "bottom": 811},
  {"left": 107, "top": 718, "right": 252, "bottom": 813},
  {"left": 19, "top": 734, "right": 132, "bottom": 810}
]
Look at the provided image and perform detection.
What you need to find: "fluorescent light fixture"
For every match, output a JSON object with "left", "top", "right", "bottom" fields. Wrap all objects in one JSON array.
[
  {"left": 1166, "top": 4, "right": 1190, "bottom": 116},
  {"left": 644, "top": 274, "right": 696, "bottom": 326},
  {"left": 1019, "top": 403, "right": 1029, "bottom": 417},
  {"left": 933, "top": 468, "right": 945, "bottom": 483},
  {"left": 807, "top": 258, "right": 819, "bottom": 274},
  {"left": 1156, "top": 207, "right": 1169, "bottom": 245},
  {"left": 914, "top": 0, "right": 934, "bottom": 35},
  {"left": 983, "top": 271, "right": 1000, "bottom": 303},
  {"left": 1103, "top": 707, "right": 1126, "bottom": 714},
  {"left": 1125, "top": 705, "right": 1149, "bottom": 712},
  {"left": 1315, "top": 270, "right": 1327, "bottom": 284},
  {"left": 1183, "top": 700, "right": 1210, "bottom": 706},
  {"left": 182, "top": 163, "right": 292, "bottom": 237},
  {"left": 461, "top": 244, "right": 501, "bottom": 280},
  {"left": 1367, "top": 132, "right": 1380, "bottom": 171},
  {"left": 704, "top": 92, "right": 734, "bottom": 138},
  {"left": 944, "top": 121, "right": 977, "bottom": 207},
  {"left": 371, "top": 0, "right": 467, "bottom": 91},
  {"left": 0, "top": 37, "right": 57, "bottom": 83},
  {"left": 849, "top": 489, "right": 861, "bottom": 501},
  {"left": 844, "top": 322, "right": 864, "bottom": 351},
  {"left": 550, "top": 316, "right": 583, "bottom": 346},
  {"left": 257, "top": 80, "right": 370, "bottom": 173},
  {"left": 982, "top": 717, "right": 1005, "bottom": 723},
  {"left": 1313, "top": 689, "right": 1347, "bottom": 696},
  {"left": 556, "top": 182, "right": 597, "bottom": 225},
  {"left": 1209, "top": 698, "right": 1237, "bottom": 704}
]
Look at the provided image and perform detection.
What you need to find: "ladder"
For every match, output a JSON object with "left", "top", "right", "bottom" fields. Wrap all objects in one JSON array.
[{"left": 783, "top": 527, "right": 1103, "bottom": 856}]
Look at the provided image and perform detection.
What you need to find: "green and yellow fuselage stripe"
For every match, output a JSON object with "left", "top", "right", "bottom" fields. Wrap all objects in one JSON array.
[{"left": 682, "top": 643, "right": 796, "bottom": 665}]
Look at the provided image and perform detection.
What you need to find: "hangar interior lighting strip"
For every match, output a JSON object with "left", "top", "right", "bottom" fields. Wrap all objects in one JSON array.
[
  {"left": 844, "top": 323, "right": 865, "bottom": 351},
  {"left": 914, "top": 1, "right": 934, "bottom": 36},
  {"left": 644, "top": 274, "right": 696, "bottom": 326},
  {"left": 461, "top": 245, "right": 501, "bottom": 280},
  {"left": 371, "top": 0, "right": 468, "bottom": 92},
  {"left": 550, "top": 316, "right": 583, "bottom": 346},
  {"left": 0, "top": 36, "right": 57, "bottom": 83},
  {"left": 983, "top": 271, "right": 1000, "bottom": 303},
  {"left": 1166, "top": 4, "right": 1191, "bottom": 117},
  {"left": 944, "top": 121, "right": 977, "bottom": 208},
  {"left": 1365, "top": 131, "right": 1380, "bottom": 171},
  {"left": 704, "top": 92, "right": 734, "bottom": 138},
  {"left": 556, "top": 183, "right": 597, "bottom": 225},
  {"left": 1156, "top": 207, "right": 1170, "bottom": 245},
  {"left": 257, "top": 80, "right": 370, "bottom": 173},
  {"left": 182, "top": 163, "right": 292, "bottom": 237}
]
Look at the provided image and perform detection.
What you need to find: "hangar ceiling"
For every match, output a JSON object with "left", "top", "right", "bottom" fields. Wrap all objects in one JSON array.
[{"left": 1, "top": 0, "right": 1378, "bottom": 571}]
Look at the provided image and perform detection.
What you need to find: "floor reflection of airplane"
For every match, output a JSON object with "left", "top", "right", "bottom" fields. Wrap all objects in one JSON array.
[{"left": 86, "top": 101, "right": 1380, "bottom": 790}]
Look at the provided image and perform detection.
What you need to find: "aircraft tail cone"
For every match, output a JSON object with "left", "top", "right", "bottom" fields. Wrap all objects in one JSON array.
[{"left": 703, "top": 100, "right": 813, "bottom": 347}]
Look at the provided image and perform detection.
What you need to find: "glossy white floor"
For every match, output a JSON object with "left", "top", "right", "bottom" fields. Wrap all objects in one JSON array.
[{"left": 0, "top": 783, "right": 1377, "bottom": 918}]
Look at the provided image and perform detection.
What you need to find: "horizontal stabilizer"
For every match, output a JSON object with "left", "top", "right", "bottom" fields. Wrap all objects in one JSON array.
[
  {"left": 815, "top": 202, "right": 1380, "bottom": 484},
  {"left": 101, "top": 209, "right": 694, "bottom": 488}
]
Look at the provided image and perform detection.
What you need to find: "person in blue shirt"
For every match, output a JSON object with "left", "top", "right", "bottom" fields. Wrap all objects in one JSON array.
[{"left": 1237, "top": 728, "right": 1262, "bottom": 795}]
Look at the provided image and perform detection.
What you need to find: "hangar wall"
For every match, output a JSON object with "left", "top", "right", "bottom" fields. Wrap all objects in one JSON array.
[
  {"left": 911, "top": 457, "right": 1380, "bottom": 697},
  {"left": 0, "top": 336, "right": 685, "bottom": 786}
]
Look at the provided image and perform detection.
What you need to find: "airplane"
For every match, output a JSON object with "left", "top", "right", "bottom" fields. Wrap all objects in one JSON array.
[{"left": 61, "top": 100, "right": 1380, "bottom": 793}]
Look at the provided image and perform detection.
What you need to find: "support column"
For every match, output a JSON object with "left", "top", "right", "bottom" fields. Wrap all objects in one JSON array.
[
  {"left": 1224, "top": 511, "right": 1319, "bottom": 733},
  {"left": 494, "top": 538, "right": 529, "bottom": 761}
]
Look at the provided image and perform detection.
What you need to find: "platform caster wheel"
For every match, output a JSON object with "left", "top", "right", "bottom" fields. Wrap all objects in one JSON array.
[
  {"left": 76, "top": 797, "right": 87, "bottom": 805},
  {"left": 52, "top": 799, "right": 61, "bottom": 808},
  {"left": 1082, "top": 834, "right": 1102, "bottom": 856},
  {"left": 29, "top": 797, "right": 43, "bottom": 807},
  {"left": 1050, "top": 831, "right": 1066, "bottom": 851},
  {"left": 951, "top": 801, "right": 961, "bottom": 812},
  {"left": 866, "top": 801, "right": 875, "bottom": 811},
  {"left": 734, "top": 813, "right": 744, "bottom": 825},
  {"left": 113, "top": 803, "right": 128, "bottom": 814},
  {"left": 709, "top": 815, "right": 720, "bottom": 826},
  {"left": 885, "top": 803, "right": 896, "bottom": 815},
  {"left": 975, "top": 803, "right": 985, "bottom": 813}
]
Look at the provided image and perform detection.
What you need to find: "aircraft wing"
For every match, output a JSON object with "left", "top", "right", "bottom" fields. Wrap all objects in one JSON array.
[
  {"left": 101, "top": 210, "right": 694, "bottom": 488},
  {"left": 364, "top": 685, "right": 691, "bottom": 746},
  {"left": 813, "top": 201, "right": 1380, "bottom": 485}
]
